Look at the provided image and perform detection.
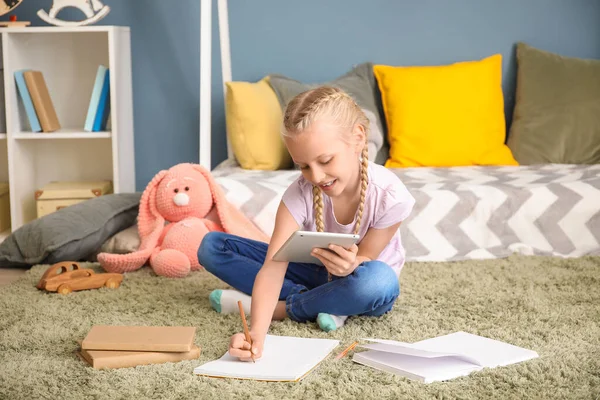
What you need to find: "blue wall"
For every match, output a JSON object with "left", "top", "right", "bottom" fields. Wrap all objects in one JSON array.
[{"left": 12, "top": 0, "right": 600, "bottom": 190}]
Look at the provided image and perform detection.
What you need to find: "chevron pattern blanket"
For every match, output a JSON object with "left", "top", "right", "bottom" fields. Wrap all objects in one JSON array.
[{"left": 213, "top": 163, "right": 600, "bottom": 261}]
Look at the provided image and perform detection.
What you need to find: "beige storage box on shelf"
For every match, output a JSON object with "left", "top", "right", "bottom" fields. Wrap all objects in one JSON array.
[
  {"left": 0, "top": 182, "right": 10, "bottom": 232},
  {"left": 35, "top": 181, "right": 113, "bottom": 218}
]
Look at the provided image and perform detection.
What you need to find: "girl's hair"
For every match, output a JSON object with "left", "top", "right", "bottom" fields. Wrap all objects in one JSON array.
[{"left": 282, "top": 86, "right": 370, "bottom": 236}]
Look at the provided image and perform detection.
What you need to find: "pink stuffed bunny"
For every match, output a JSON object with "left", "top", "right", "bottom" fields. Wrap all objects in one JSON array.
[{"left": 97, "top": 163, "right": 269, "bottom": 278}]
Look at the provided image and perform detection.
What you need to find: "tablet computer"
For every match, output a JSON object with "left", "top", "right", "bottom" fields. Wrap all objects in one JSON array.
[{"left": 272, "top": 230, "right": 360, "bottom": 266}]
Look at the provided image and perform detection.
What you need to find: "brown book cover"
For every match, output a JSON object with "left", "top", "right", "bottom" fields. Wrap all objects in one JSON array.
[
  {"left": 23, "top": 70, "right": 61, "bottom": 132},
  {"left": 78, "top": 345, "right": 201, "bottom": 369},
  {"left": 82, "top": 326, "right": 196, "bottom": 352}
]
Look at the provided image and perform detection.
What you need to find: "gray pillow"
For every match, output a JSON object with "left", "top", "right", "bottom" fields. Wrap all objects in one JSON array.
[
  {"left": 507, "top": 42, "right": 600, "bottom": 164},
  {"left": 268, "top": 63, "right": 390, "bottom": 165},
  {"left": 0, "top": 192, "right": 141, "bottom": 268}
]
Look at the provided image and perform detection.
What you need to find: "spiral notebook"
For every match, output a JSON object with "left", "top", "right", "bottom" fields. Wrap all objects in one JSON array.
[
  {"left": 352, "top": 331, "right": 539, "bottom": 383},
  {"left": 193, "top": 334, "right": 340, "bottom": 382}
]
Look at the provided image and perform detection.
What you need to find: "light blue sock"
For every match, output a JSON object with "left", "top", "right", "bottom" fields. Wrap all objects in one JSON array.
[
  {"left": 209, "top": 289, "right": 223, "bottom": 313},
  {"left": 317, "top": 313, "right": 348, "bottom": 332},
  {"left": 209, "top": 289, "right": 251, "bottom": 314}
]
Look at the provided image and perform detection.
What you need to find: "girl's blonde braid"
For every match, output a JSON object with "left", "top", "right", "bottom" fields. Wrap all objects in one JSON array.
[
  {"left": 316, "top": 136, "right": 369, "bottom": 282},
  {"left": 310, "top": 89, "right": 345, "bottom": 237},
  {"left": 313, "top": 185, "right": 325, "bottom": 233},
  {"left": 300, "top": 90, "right": 346, "bottom": 132},
  {"left": 353, "top": 145, "right": 369, "bottom": 235}
]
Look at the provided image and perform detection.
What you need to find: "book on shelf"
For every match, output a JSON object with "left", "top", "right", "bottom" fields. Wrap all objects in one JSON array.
[
  {"left": 93, "top": 69, "right": 110, "bottom": 131},
  {"left": 14, "top": 70, "right": 42, "bottom": 132},
  {"left": 23, "top": 70, "right": 61, "bottom": 132},
  {"left": 85, "top": 65, "right": 111, "bottom": 132}
]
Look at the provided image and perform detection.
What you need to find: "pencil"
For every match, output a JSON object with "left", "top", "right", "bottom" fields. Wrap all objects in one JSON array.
[
  {"left": 238, "top": 300, "right": 255, "bottom": 363},
  {"left": 335, "top": 340, "right": 359, "bottom": 360}
]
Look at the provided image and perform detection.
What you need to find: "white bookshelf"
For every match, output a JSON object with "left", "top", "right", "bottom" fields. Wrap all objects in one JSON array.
[{"left": 0, "top": 25, "right": 136, "bottom": 234}]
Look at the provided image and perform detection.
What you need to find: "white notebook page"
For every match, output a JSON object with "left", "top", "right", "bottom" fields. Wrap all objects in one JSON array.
[
  {"left": 412, "top": 332, "right": 539, "bottom": 368},
  {"left": 360, "top": 341, "right": 482, "bottom": 366},
  {"left": 353, "top": 350, "right": 480, "bottom": 383},
  {"left": 194, "top": 334, "right": 339, "bottom": 382},
  {"left": 353, "top": 332, "right": 538, "bottom": 383}
]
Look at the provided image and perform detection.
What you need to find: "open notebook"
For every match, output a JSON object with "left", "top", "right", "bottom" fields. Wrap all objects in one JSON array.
[
  {"left": 193, "top": 334, "right": 339, "bottom": 382},
  {"left": 352, "top": 331, "right": 539, "bottom": 383}
]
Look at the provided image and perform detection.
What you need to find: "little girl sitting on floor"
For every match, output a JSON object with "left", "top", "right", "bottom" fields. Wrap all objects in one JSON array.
[{"left": 197, "top": 85, "right": 415, "bottom": 361}]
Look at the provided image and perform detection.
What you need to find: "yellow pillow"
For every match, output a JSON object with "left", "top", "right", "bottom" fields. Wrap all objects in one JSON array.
[
  {"left": 225, "top": 77, "right": 292, "bottom": 170},
  {"left": 374, "top": 54, "right": 518, "bottom": 168}
]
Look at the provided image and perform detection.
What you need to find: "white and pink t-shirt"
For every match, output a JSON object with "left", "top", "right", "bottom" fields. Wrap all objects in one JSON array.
[{"left": 282, "top": 162, "right": 415, "bottom": 277}]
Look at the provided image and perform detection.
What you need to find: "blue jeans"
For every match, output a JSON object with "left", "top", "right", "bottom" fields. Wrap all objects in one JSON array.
[{"left": 197, "top": 231, "right": 400, "bottom": 323}]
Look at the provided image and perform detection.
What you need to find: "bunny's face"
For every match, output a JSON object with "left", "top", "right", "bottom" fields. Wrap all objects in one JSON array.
[{"left": 154, "top": 167, "right": 213, "bottom": 222}]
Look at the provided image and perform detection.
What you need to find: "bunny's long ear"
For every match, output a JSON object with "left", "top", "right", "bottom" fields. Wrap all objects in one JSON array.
[
  {"left": 192, "top": 165, "right": 270, "bottom": 242},
  {"left": 137, "top": 169, "right": 168, "bottom": 247}
]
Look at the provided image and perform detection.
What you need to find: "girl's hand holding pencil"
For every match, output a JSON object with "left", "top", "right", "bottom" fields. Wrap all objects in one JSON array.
[
  {"left": 229, "top": 332, "right": 263, "bottom": 362},
  {"left": 229, "top": 300, "right": 263, "bottom": 362}
]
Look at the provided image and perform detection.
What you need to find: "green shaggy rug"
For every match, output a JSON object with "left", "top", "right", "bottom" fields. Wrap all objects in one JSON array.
[{"left": 0, "top": 255, "right": 598, "bottom": 400}]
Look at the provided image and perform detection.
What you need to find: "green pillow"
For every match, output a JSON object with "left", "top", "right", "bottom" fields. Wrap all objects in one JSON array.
[
  {"left": 0, "top": 193, "right": 141, "bottom": 268},
  {"left": 507, "top": 42, "right": 600, "bottom": 164},
  {"left": 268, "top": 63, "right": 389, "bottom": 165}
]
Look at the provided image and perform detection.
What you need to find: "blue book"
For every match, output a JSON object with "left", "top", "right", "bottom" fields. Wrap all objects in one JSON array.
[
  {"left": 14, "top": 70, "right": 42, "bottom": 132},
  {"left": 84, "top": 65, "right": 107, "bottom": 132},
  {"left": 92, "top": 69, "right": 110, "bottom": 132}
]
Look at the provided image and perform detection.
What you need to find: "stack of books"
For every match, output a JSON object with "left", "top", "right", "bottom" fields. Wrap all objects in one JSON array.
[
  {"left": 83, "top": 65, "right": 111, "bottom": 132},
  {"left": 78, "top": 325, "right": 201, "bottom": 369},
  {"left": 14, "top": 69, "right": 60, "bottom": 132}
]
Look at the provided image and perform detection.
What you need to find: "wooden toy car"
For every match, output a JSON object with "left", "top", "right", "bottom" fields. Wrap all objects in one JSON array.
[{"left": 36, "top": 261, "right": 123, "bottom": 294}]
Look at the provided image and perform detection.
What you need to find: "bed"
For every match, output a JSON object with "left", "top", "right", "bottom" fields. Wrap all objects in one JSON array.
[{"left": 212, "top": 160, "right": 600, "bottom": 262}]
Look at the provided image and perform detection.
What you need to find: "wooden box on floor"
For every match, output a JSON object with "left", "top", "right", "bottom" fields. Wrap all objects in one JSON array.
[{"left": 35, "top": 180, "right": 113, "bottom": 218}]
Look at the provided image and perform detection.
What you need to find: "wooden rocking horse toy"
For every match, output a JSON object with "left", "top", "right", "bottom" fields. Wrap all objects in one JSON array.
[{"left": 37, "top": 0, "right": 110, "bottom": 26}]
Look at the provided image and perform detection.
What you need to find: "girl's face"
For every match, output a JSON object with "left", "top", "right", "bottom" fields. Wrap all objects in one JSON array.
[{"left": 284, "top": 118, "right": 364, "bottom": 199}]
